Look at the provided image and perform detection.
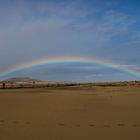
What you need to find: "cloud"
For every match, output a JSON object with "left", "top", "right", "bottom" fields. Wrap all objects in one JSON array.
[{"left": 0, "top": 0, "right": 140, "bottom": 81}]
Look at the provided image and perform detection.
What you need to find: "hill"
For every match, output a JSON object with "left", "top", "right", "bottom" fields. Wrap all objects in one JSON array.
[{"left": 2, "top": 77, "right": 42, "bottom": 83}]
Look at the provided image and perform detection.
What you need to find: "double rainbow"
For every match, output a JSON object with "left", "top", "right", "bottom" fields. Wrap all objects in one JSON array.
[{"left": 0, "top": 56, "right": 140, "bottom": 78}]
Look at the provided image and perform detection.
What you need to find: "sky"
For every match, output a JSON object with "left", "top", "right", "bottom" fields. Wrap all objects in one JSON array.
[{"left": 0, "top": 0, "right": 140, "bottom": 82}]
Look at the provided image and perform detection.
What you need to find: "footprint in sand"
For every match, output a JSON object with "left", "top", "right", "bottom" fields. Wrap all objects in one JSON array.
[
  {"left": 0, "top": 120, "right": 5, "bottom": 123},
  {"left": 89, "top": 124, "right": 95, "bottom": 127},
  {"left": 104, "top": 124, "right": 111, "bottom": 128},
  {"left": 117, "top": 123, "right": 125, "bottom": 127},
  {"left": 132, "top": 124, "right": 140, "bottom": 127},
  {"left": 58, "top": 123, "right": 65, "bottom": 126},
  {"left": 74, "top": 124, "right": 81, "bottom": 127},
  {"left": 13, "top": 121, "right": 19, "bottom": 124},
  {"left": 25, "top": 121, "right": 31, "bottom": 125}
]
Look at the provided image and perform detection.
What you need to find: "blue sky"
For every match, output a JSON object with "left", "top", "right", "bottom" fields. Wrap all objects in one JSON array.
[{"left": 0, "top": 0, "right": 140, "bottom": 82}]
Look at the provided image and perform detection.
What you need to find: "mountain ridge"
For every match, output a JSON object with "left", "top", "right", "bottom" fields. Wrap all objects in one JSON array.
[{"left": 2, "top": 77, "right": 43, "bottom": 82}]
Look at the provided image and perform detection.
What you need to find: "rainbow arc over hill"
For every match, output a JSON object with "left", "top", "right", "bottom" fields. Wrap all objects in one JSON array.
[{"left": 0, "top": 56, "right": 140, "bottom": 78}]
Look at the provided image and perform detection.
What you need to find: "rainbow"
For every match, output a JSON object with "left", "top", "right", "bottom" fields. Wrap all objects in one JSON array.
[{"left": 0, "top": 56, "right": 140, "bottom": 78}]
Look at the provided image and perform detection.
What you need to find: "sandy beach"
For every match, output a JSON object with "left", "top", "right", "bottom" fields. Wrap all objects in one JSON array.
[{"left": 0, "top": 86, "right": 140, "bottom": 140}]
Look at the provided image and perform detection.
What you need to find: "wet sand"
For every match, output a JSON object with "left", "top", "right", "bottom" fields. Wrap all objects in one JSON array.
[{"left": 0, "top": 86, "right": 140, "bottom": 140}]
